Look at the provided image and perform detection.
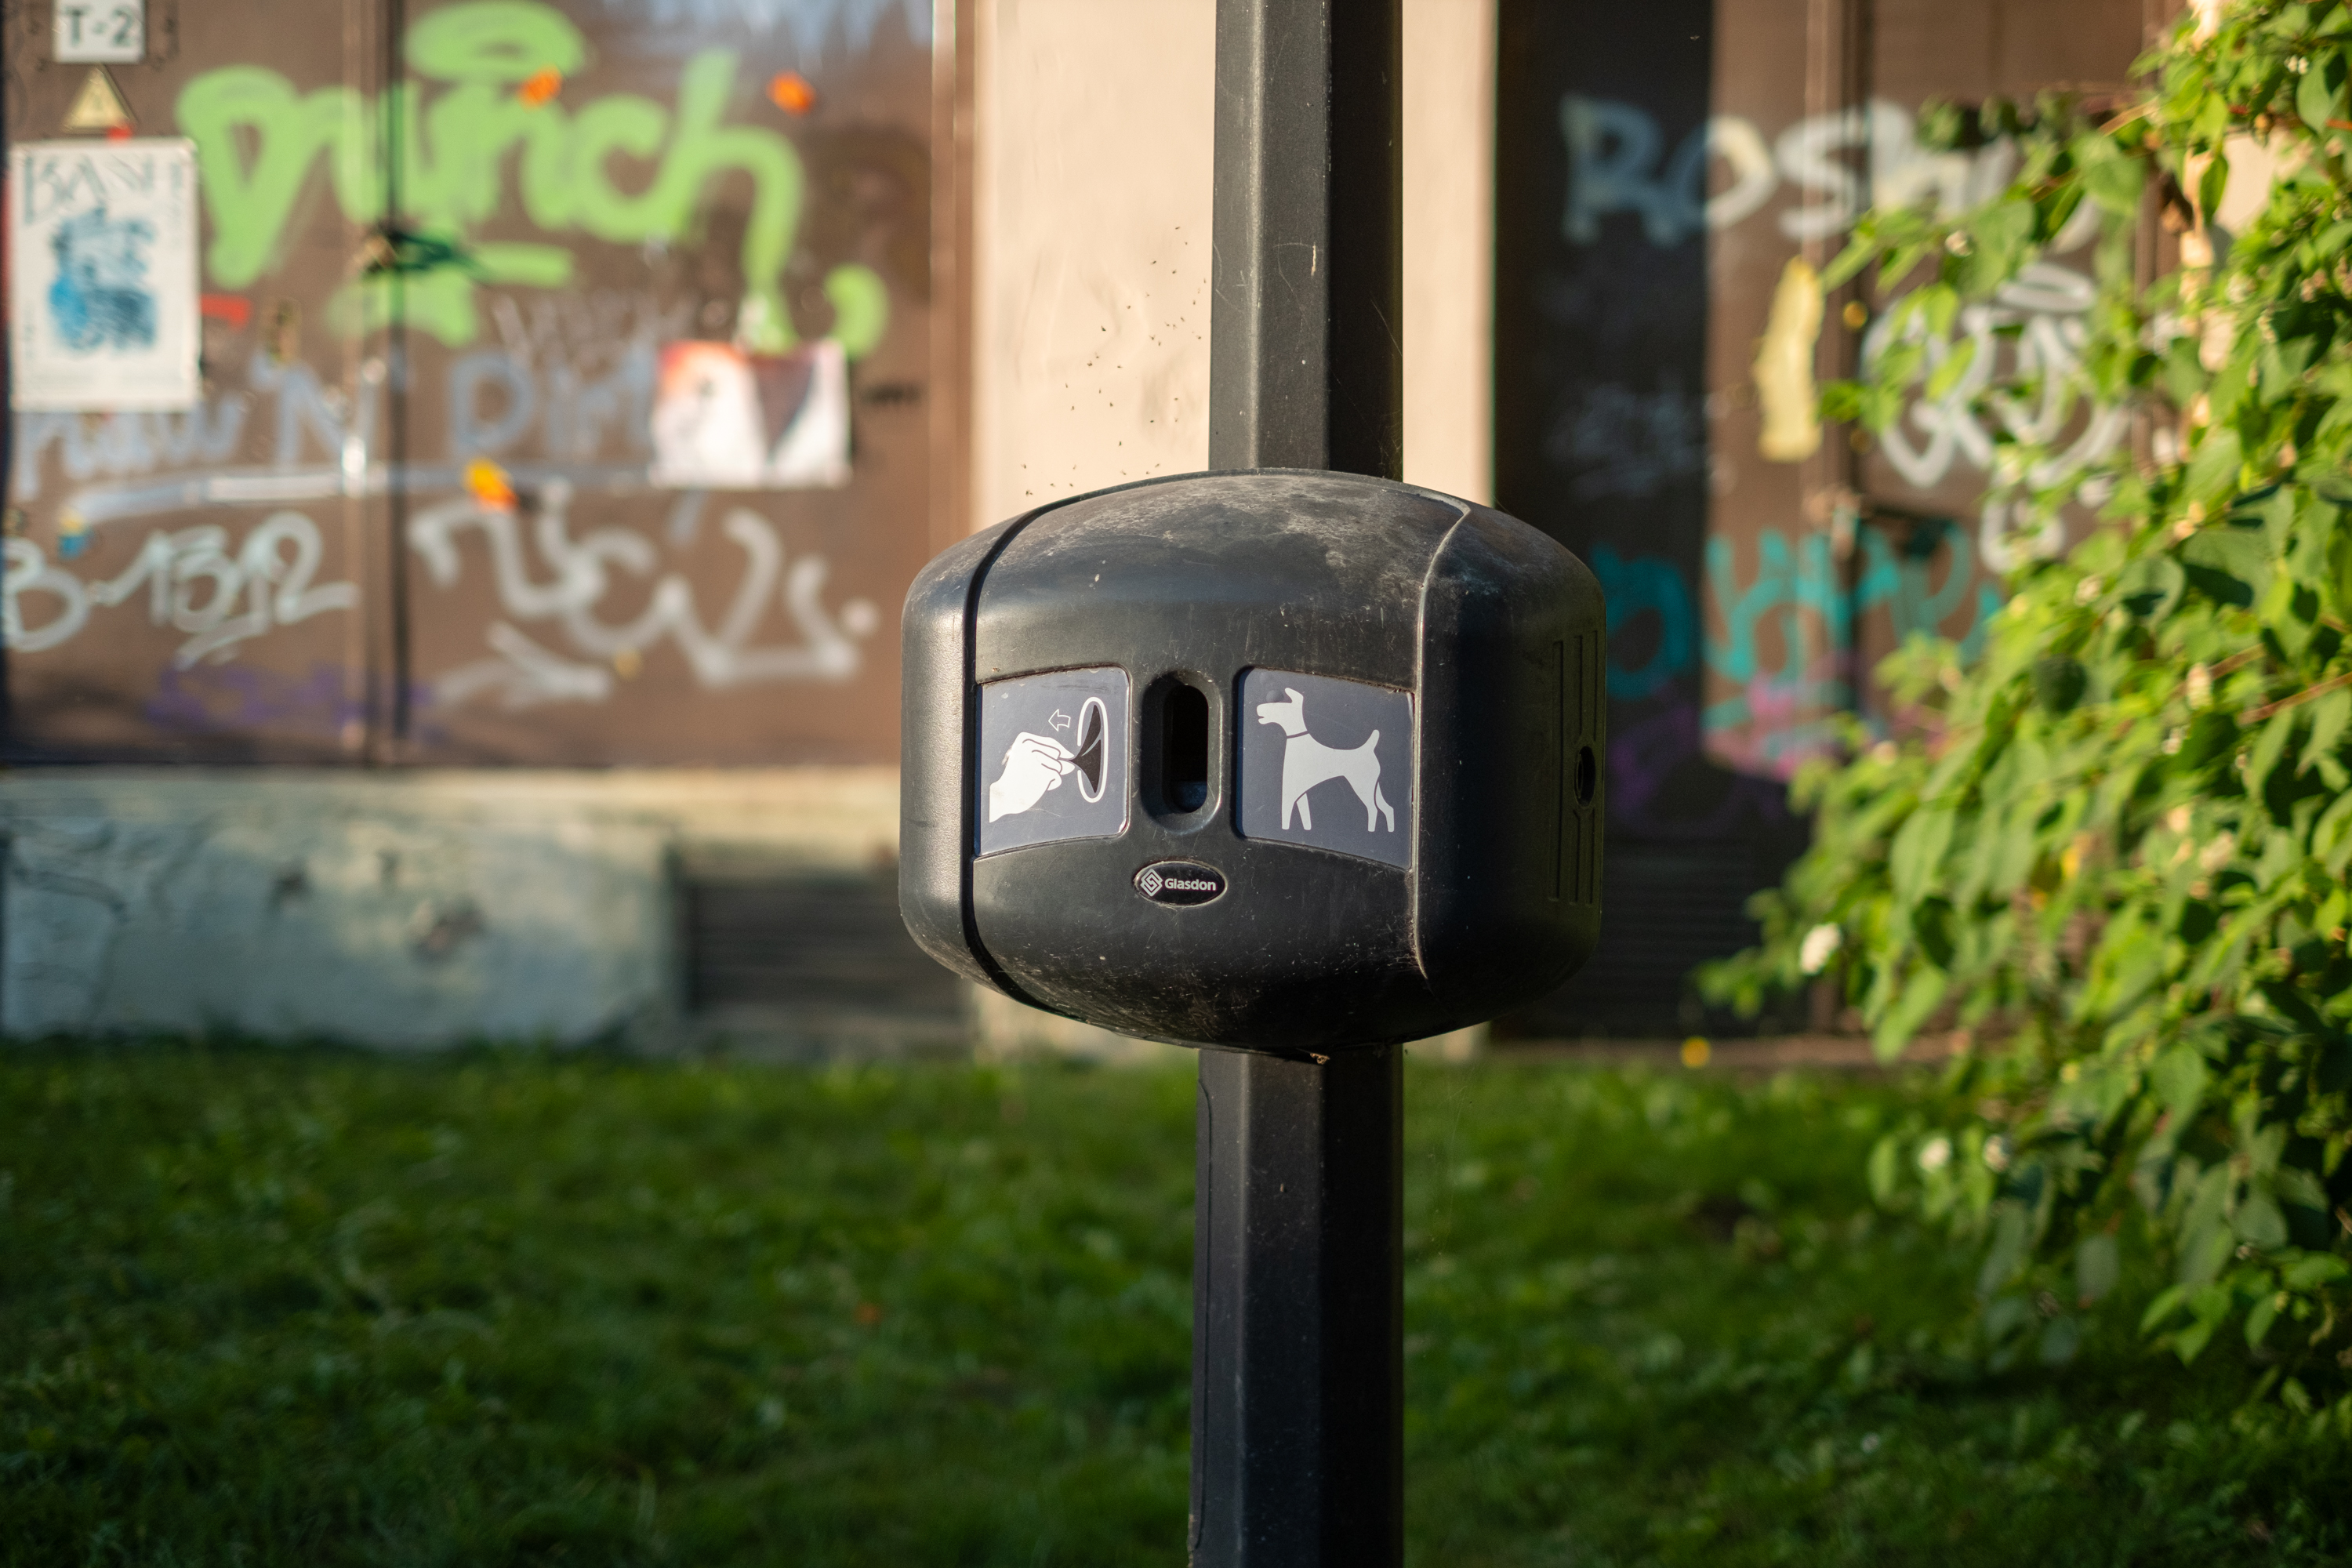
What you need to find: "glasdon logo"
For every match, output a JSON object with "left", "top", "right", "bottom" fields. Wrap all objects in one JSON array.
[{"left": 1134, "top": 860, "right": 1227, "bottom": 906}]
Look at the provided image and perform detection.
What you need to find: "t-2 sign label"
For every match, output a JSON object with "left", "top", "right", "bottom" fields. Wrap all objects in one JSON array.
[{"left": 55, "top": 0, "right": 145, "bottom": 64}]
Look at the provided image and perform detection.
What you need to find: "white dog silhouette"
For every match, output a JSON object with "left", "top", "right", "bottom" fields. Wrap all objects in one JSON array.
[{"left": 1255, "top": 687, "right": 1395, "bottom": 833}]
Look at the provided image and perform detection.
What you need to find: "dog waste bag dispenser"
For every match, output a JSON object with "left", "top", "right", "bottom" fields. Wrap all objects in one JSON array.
[{"left": 899, "top": 467, "right": 1606, "bottom": 1052}]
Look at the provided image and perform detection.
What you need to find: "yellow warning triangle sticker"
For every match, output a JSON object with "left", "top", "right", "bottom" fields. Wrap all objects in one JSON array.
[{"left": 60, "top": 67, "right": 133, "bottom": 134}]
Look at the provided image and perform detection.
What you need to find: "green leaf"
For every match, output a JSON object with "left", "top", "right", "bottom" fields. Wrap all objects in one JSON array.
[
  {"left": 2033, "top": 656, "right": 2088, "bottom": 714},
  {"left": 2198, "top": 151, "right": 2231, "bottom": 227},
  {"left": 2234, "top": 1194, "right": 2290, "bottom": 1251},
  {"left": 2180, "top": 710, "right": 2238, "bottom": 769},
  {"left": 2299, "top": 688, "right": 2352, "bottom": 771},
  {"left": 1977, "top": 1202, "right": 2033, "bottom": 1296},
  {"left": 1889, "top": 806, "right": 1956, "bottom": 905},
  {"left": 2163, "top": 335, "right": 2209, "bottom": 408},
  {"left": 2245, "top": 1290, "right": 2280, "bottom": 1348},
  {"left": 2141, "top": 1283, "right": 2189, "bottom": 1334},
  {"left": 2298, "top": 47, "right": 2348, "bottom": 133},
  {"left": 2284, "top": 1252, "right": 2350, "bottom": 1290},
  {"left": 2277, "top": 1166, "right": 2332, "bottom": 1211},
  {"left": 1918, "top": 283, "right": 1961, "bottom": 339},
  {"left": 1926, "top": 335, "right": 1980, "bottom": 402},
  {"left": 1969, "top": 201, "right": 2037, "bottom": 293},
  {"left": 1868, "top": 1134, "right": 1901, "bottom": 1205},
  {"left": 1873, "top": 966, "right": 1948, "bottom": 1062},
  {"left": 2183, "top": 428, "right": 2245, "bottom": 506},
  {"left": 2179, "top": 1168, "right": 2234, "bottom": 1285},
  {"left": 2117, "top": 552, "right": 2187, "bottom": 620},
  {"left": 1823, "top": 234, "right": 1876, "bottom": 290},
  {"left": 2181, "top": 527, "right": 2274, "bottom": 608},
  {"left": 2249, "top": 709, "right": 2301, "bottom": 798},
  {"left": 2076, "top": 1232, "right": 2122, "bottom": 1303},
  {"left": 2075, "top": 131, "right": 2147, "bottom": 214},
  {"left": 2152, "top": 1043, "right": 2209, "bottom": 1120}
]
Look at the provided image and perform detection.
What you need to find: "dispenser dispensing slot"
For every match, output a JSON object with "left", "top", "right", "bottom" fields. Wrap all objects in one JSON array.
[{"left": 1162, "top": 683, "right": 1210, "bottom": 812}]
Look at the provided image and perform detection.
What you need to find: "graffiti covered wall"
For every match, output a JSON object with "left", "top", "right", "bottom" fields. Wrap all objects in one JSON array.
[
  {"left": 4, "top": 0, "right": 939, "bottom": 764},
  {"left": 1497, "top": 0, "right": 2149, "bottom": 1032}
]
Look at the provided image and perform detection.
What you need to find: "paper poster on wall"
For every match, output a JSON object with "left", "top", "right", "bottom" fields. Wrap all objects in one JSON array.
[
  {"left": 8, "top": 139, "right": 199, "bottom": 412},
  {"left": 648, "top": 339, "right": 852, "bottom": 489}
]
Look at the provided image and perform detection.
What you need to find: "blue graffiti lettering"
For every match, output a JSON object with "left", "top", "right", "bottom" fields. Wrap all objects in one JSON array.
[{"left": 1591, "top": 545, "right": 1696, "bottom": 702}]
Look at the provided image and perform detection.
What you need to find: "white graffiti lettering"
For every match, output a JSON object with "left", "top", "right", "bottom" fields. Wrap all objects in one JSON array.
[
  {"left": 2, "top": 510, "right": 358, "bottom": 665},
  {"left": 411, "top": 482, "right": 879, "bottom": 709},
  {"left": 1561, "top": 96, "right": 2018, "bottom": 248},
  {"left": 89, "top": 511, "right": 360, "bottom": 666},
  {"left": 2, "top": 539, "right": 92, "bottom": 653},
  {"left": 1861, "top": 261, "right": 2129, "bottom": 568},
  {"left": 12, "top": 397, "right": 249, "bottom": 502}
]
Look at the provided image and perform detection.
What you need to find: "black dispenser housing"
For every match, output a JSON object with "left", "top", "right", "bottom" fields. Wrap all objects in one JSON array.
[{"left": 900, "top": 467, "right": 1605, "bottom": 1054}]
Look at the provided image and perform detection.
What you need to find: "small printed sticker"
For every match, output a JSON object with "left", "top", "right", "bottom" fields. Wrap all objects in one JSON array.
[
  {"left": 1236, "top": 669, "right": 1412, "bottom": 869},
  {"left": 1134, "top": 860, "right": 1226, "bottom": 906},
  {"left": 977, "top": 667, "right": 1130, "bottom": 855}
]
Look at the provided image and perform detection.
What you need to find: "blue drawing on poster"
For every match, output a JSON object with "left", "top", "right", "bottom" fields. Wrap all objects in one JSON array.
[{"left": 48, "top": 206, "right": 158, "bottom": 354}]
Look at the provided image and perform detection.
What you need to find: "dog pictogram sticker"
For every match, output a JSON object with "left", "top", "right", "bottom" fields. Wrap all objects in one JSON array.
[{"left": 1236, "top": 669, "right": 1411, "bottom": 868}]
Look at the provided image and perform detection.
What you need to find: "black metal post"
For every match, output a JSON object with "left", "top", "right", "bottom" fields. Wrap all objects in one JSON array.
[
  {"left": 1196, "top": 2, "right": 1404, "bottom": 1564},
  {"left": 1207, "top": 0, "right": 1403, "bottom": 480},
  {"left": 1191, "top": 1046, "right": 1403, "bottom": 1566}
]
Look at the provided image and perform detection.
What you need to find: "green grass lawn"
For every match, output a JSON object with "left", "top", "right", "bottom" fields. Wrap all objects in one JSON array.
[{"left": 2, "top": 1046, "right": 2345, "bottom": 1566}]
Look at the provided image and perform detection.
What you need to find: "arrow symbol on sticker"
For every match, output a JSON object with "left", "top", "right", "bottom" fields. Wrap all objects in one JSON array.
[{"left": 1048, "top": 709, "right": 1072, "bottom": 731}]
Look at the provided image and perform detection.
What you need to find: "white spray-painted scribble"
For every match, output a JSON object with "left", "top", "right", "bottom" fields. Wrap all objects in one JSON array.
[
  {"left": 1561, "top": 96, "right": 2017, "bottom": 248},
  {"left": 1861, "top": 261, "right": 2130, "bottom": 568},
  {"left": 86, "top": 511, "right": 360, "bottom": 666},
  {"left": 436, "top": 622, "right": 619, "bottom": 710},
  {"left": 4, "top": 510, "right": 357, "bottom": 664},
  {"left": 16, "top": 311, "right": 670, "bottom": 512},
  {"left": 1560, "top": 92, "right": 2127, "bottom": 569},
  {"left": 13, "top": 397, "right": 249, "bottom": 502},
  {"left": 3, "top": 539, "right": 94, "bottom": 653},
  {"left": 412, "top": 482, "right": 879, "bottom": 709}
]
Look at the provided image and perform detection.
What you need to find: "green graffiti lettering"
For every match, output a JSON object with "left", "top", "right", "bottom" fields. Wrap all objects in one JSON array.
[
  {"left": 176, "top": 69, "right": 355, "bottom": 288},
  {"left": 170, "top": 0, "right": 884, "bottom": 358},
  {"left": 824, "top": 263, "right": 889, "bottom": 360},
  {"left": 403, "top": 1, "right": 585, "bottom": 82},
  {"left": 551, "top": 95, "right": 666, "bottom": 233}
]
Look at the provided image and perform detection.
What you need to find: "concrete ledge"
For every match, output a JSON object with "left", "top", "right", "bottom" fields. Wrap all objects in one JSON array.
[{"left": 0, "top": 767, "right": 899, "bottom": 1049}]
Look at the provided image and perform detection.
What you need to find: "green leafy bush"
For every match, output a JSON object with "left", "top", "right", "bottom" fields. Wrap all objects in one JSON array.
[{"left": 1705, "top": 0, "right": 2352, "bottom": 1377}]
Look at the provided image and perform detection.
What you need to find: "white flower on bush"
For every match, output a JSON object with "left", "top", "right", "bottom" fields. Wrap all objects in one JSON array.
[
  {"left": 1984, "top": 1134, "right": 2013, "bottom": 1172},
  {"left": 1917, "top": 1135, "right": 1952, "bottom": 1173},
  {"left": 1799, "top": 923, "right": 1842, "bottom": 975}
]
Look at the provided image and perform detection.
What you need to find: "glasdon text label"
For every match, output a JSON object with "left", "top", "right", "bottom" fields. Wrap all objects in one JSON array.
[{"left": 1134, "top": 861, "right": 1227, "bottom": 906}]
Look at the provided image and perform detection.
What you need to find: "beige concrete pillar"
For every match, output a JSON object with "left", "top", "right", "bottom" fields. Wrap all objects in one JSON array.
[
  {"left": 970, "top": 0, "right": 1497, "bottom": 532},
  {"left": 965, "top": 0, "right": 1500, "bottom": 1062}
]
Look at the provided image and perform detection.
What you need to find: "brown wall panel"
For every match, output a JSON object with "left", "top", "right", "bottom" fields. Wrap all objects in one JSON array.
[
  {"left": 5, "top": 3, "right": 385, "bottom": 761},
  {"left": 4, "top": 0, "right": 945, "bottom": 766}
]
